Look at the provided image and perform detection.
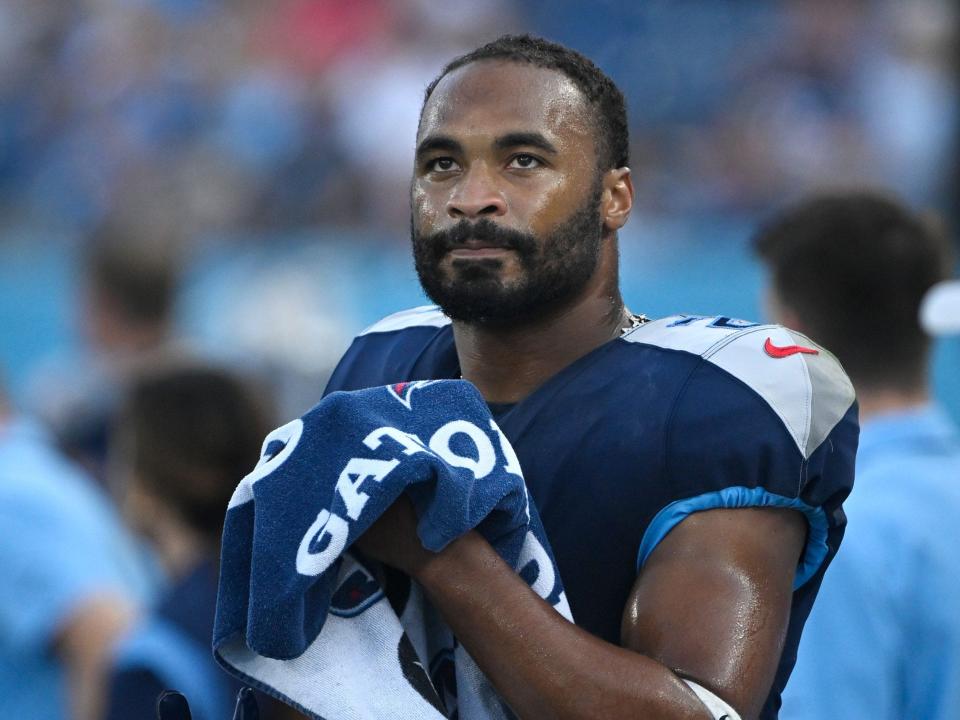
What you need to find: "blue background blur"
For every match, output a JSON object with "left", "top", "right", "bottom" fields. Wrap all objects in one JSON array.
[{"left": 1, "top": 0, "right": 957, "bottom": 420}]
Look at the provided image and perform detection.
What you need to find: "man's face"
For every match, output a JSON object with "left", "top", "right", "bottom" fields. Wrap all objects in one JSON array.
[{"left": 411, "top": 60, "right": 606, "bottom": 326}]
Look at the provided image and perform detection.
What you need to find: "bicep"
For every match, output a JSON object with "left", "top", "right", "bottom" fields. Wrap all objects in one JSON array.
[{"left": 621, "top": 507, "right": 806, "bottom": 720}]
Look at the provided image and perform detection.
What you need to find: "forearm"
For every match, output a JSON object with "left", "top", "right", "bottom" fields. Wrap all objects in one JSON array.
[
  {"left": 413, "top": 532, "right": 712, "bottom": 720},
  {"left": 56, "top": 594, "right": 138, "bottom": 720}
]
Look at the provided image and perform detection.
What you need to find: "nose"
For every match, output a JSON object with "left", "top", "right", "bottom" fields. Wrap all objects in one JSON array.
[{"left": 446, "top": 164, "right": 507, "bottom": 219}]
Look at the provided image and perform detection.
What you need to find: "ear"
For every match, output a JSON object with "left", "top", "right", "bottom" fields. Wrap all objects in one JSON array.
[{"left": 601, "top": 167, "right": 633, "bottom": 232}]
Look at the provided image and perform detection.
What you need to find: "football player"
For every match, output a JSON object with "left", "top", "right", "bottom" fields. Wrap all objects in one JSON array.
[{"left": 328, "top": 34, "right": 857, "bottom": 720}]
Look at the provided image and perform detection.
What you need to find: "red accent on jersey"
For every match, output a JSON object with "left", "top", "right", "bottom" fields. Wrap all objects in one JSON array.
[{"left": 764, "top": 337, "right": 820, "bottom": 359}]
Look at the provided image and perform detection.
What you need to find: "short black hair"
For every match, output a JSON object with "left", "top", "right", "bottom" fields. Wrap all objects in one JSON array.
[
  {"left": 753, "top": 192, "right": 954, "bottom": 392},
  {"left": 421, "top": 34, "right": 629, "bottom": 172},
  {"left": 119, "top": 363, "right": 273, "bottom": 542}
]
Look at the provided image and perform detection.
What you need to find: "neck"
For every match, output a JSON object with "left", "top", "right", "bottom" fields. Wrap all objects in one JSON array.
[
  {"left": 856, "top": 385, "right": 930, "bottom": 423},
  {"left": 453, "top": 241, "right": 625, "bottom": 403}
]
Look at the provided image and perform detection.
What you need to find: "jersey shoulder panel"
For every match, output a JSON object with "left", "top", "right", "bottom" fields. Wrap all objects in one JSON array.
[
  {"left": 325, "top": 306, "right": 457, "bottom": 395},
  {"left": 359, "top": 305, "right": 451, "bottom": 336},
  {"left": 624, "top": 314, "right": 856, "bottom": 458}
]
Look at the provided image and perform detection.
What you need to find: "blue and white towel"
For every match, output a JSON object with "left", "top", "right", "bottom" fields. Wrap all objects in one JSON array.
[{"left": 213, "top": 380, "right": 572, "bottom": 720}]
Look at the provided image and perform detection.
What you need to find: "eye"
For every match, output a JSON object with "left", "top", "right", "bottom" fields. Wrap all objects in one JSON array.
[
  {"left": 427, "top": 157, "right": 459, "bottom": 172},
  {"left": 508, "top": 154, "right": 541, "bottom": 169}
]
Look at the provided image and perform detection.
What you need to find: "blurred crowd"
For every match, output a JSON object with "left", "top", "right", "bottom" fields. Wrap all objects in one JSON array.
[
  {"left": 1, "top": 0, "right": 956, "bottom": 421},
  {"left": 0, "top": 0, "right": 518, "bottom": 238},
  {"left": 0, "top": 0, "right": 954, "bottom": 242},
  {"left": 0, "top": 1, "right": 958, "bottom": 718}
]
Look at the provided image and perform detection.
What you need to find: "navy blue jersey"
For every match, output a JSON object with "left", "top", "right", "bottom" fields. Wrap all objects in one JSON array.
[{"left": 324, "top": 306, "right": 858, "bottom": 719}]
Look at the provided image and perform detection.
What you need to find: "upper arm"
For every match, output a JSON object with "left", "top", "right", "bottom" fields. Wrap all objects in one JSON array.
[
  {"left": 618, "top": 321, "right": 858, "bottom": 717},
  {"left": 622, "top": 506, "right": 807, "bottom": 720}
]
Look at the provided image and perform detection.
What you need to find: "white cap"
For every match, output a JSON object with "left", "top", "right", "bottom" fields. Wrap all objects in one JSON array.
[{"left": 921, "top": 280, "right": 960, "bottom": 335}]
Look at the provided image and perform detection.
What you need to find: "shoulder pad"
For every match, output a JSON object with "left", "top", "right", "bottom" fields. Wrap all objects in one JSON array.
[
  {"left": 359, "top": 305, "right": 451, "bottom": 336},
  {"left": 625, "top": 315, "right": 855, "bottom": 457}
]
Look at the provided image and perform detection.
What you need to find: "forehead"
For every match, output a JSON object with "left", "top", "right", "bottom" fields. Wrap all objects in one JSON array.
[{"left": 418, "top": 60, "right": 594, "bottom": 149}]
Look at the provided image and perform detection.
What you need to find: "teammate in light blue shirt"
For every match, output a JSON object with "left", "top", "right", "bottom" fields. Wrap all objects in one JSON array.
[
  {"left": 0, "top": 401, "right": 156, "bottom": 720},
  {"left": 754, "top": 192, "right": 960, "bottom": 719},
  {"left": 785, "top": 406, "right": 960, "bottom": 719}
]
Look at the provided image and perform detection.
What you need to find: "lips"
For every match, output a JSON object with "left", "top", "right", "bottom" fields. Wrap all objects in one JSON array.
[
  {"left": 445, "top": 237, "right": 516, "bottom": 259},
  {"left": 456, "top": 237, "right": 513, "bottom": 250},
  {"left": 469, "top": 237, "right": 508, "bottom": 246},
  {"left": 448, "top": 246, "right": 514, "bottom": 258},
  {"left": 420, "top": 218, "right": 537, "bottom": 262}
]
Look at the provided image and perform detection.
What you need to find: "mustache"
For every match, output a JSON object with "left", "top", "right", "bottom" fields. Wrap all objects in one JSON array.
[{"left": 418, "top": 219, "right": 538, "bottom": 257}]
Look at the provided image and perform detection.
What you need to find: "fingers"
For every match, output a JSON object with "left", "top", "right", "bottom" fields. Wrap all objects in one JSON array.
[
  {"left": 232, "top": 687, "right": 259, "bottom": 720},
  {"left": 156, "top": 691, "right": 193, "bottom": 720}
]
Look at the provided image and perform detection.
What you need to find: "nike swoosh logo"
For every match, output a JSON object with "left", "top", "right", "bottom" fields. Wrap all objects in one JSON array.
[{"left": 764, "top": 337, "right": 820, "bottom": 358}]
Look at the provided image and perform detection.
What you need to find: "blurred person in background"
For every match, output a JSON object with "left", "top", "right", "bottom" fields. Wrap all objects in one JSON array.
[
  {"left": 0, "top": 371, "right": 155, "bottom": 720},
  {"left": 103, "top": 361, "right": 298, "bottom": 720},
  {"left": 28, "top": 216, "right": 184, "bottom": 484},
  {"left": 753, "top": 192, "right": 960, "bottom": 719}
]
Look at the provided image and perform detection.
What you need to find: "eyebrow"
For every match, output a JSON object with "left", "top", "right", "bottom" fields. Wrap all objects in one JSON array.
[
  {"left": 415, "top": 131, "right": 559, "bottom": 160},
  {"left": 494, "top": 132, "right": 558, "bottom": 155},
  {"left": 415, "top": 135, "right": 463, "bottom": 160}
]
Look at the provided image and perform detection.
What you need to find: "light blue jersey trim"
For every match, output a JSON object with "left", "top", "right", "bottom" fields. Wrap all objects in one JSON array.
[{"left": 636, "top": 486, "right": 829, "bottom": 590}]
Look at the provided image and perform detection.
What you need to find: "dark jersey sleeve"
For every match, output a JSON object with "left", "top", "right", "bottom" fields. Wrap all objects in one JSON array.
[
  {"left": 106, "top": 667, "right": 169, "bottom": 720},
  {"left": 636, "top": 326, "right": 858, "bottom": 589},
  {"left": 325, "top": 307, "right": 458, "bottom": 396}
]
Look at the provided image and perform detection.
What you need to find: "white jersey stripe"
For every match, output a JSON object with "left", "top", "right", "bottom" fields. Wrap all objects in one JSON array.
[
  {"left": 624, "top": 315, "right": 855, "bottom": 458},
  {"left": 360, "top": 305, "right": 451, "bottom": 336}
]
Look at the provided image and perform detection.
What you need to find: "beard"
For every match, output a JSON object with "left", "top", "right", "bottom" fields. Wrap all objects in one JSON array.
[{"left": 411, "top": 184, "right": 605, "bottom": 327}]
